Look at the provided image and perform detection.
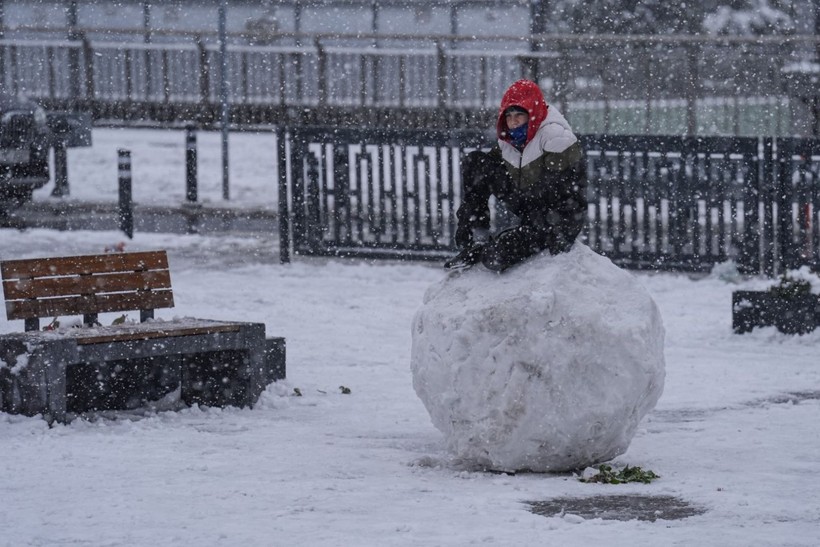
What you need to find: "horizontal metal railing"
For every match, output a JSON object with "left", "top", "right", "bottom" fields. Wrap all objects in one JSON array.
[{"left": 0, "top": 32, "right": 816, "bottom": 134}]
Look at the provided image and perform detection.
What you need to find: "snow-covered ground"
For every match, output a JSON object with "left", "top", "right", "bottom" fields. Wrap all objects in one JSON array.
[
  {"left": 1, "top": 128, "right": 818, "bottom": 545},
  {"left": 34, "top": 128, "right": 281, "bottom": 208}
]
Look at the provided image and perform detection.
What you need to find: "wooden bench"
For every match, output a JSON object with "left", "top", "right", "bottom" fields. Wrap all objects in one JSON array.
[{"left": 0, "top": 250, "right": 285, "bottom": 423}]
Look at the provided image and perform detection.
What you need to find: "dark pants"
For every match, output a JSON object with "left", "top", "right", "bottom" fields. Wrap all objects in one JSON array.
[{"left": 480, "top": 224, "right": 564, "bottom": 272}]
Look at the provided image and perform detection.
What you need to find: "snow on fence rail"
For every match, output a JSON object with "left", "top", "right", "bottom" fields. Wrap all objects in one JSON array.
[{"left": 0, "top": 35, "right": 811, "bottom": 135}]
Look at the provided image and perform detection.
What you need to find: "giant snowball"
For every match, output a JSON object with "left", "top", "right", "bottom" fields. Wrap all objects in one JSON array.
[{"left": 411, "top": 244, "right": 665, "bottom": 472}]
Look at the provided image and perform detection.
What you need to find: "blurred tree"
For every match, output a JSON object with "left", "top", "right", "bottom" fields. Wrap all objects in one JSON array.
[
  {"left": 702, "top": 0, "right": 797, "bottom": 35},
  {"left": 546, "top": 0, "right": 800, "bottom": 35},
  {"left": 548, "top": 0, "right": 702, "bottom": 34}
]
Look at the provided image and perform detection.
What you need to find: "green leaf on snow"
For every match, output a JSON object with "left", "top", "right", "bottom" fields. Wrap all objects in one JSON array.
[{"left": 580, "top": 464, "right": 660, "bottom": 484}]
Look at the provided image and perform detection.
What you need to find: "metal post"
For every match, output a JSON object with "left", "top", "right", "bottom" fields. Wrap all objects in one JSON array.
[
  {"left": 82, "top": 35, "right": 95, "bottom": 100},
  {"left": 196, "top": 34, "right": 210, "bottom": 106},
  {"left": 51, "top": 138, "right": 69, "bottom": 197},
  {"left": 185, "top": 124, "right": 198, "bottom": 202},
  {"left": 776, "top": 140, "right": 793, "bottom": 272},
  {"left": 530, "top": 1, "right": 548, "bottom": 37},
  {"left": 66, "top": 1, "right": 81, "bottom": 100},
  {"left": 142, "top": 1, "right": 152, "bottom": 44},
  {"left": 118, "top": 149, "right": 133, "bottom": 239},
  {"left": 686, "top": 42, "right": 699, "bottom": 136},
  {"left": 643, "top": 42, "right": 653, "bottom": 134},
  {"left": 277, "top": 128, "right": 290, "bottom": 264},
  {"left": 436, "top": 41, "right": 447, "bottom": 109},
  {"left": 66, "top": 0, "right": 79, "bottom": 40},
  {"left": 316, "top": 37, "right": 327, "bottom": 106},
  {"left": 294, "top": 2, "right": 302, "bottom": 46},
  {"left": 762, "top": 137, "right": 776, "bottom": 276},
  {"left": 529, "top": 0, "right": 549, "bottom": 78},
  {"left": 219, "top": 0, "right": 230, "bottom": 200},
  {"left": 142, "top": 1, "right": 153, "bottom": 98},
  {"left": 816, "top": 2, "right": 820, "bottom": 67}
]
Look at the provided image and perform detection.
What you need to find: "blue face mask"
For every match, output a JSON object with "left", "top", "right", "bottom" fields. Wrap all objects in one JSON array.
[{"left": 509, "top": 123, "right": 528, "bottom": 148}]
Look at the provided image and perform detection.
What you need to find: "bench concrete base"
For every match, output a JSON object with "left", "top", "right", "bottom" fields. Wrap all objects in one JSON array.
[{"left": 0, "top": 320, "right": 286, "bottom": 423}]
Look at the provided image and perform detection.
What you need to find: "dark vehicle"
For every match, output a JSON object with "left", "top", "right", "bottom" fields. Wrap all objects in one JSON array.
[{"left": 0, "top": 93, "right": 51, "bottom": 207}]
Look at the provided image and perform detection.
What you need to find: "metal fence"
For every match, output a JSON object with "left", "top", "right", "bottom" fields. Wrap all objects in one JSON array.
[
  {"left": 279, "top": 127, "right": 820, "bottom": 275},
  {"left": 281, "top": 127, "right": 489, "bottom": 262},
  {"left": 1, "top": 33, "right": 817, "bottom": 135}
]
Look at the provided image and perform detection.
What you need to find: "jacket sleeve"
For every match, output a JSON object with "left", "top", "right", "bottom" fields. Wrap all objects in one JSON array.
[
  {"left": 552, "top": 157, "right": 588, "bottom": 253},
  {"left": 536, "top": 142, "right": 588, "bottom": 254},
  {"left": 454, "top": 149, "right": 501, "bottom": 246}
]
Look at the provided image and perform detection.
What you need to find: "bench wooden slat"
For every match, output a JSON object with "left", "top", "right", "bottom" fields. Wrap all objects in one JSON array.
[
  {"left": 2, "top": 251, "right": 175, "bottom": 325},
  {"left": 3, "top": 270, "right": 172, "bottom": 300},
  {"left": 74, "top": 324, "right": 242, "bottom": 345},
  {"left": 6, "top": 290, "right": 175, "bottom": 321},
  {"left": 1, "top": 251, "right": 168, "bottom": 280}
]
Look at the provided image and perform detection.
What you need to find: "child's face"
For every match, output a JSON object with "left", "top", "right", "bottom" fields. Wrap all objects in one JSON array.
[{"left": 505, "top": 111, "right": 529, "bottom": 130}]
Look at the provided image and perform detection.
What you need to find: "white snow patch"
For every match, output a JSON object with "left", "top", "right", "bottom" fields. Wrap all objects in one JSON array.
[
  {"left": 0, "top": 352, "right": 30, "bottom": 374},
  {"left": 772, "top": 266, "right": 820, "bottom": 293}
]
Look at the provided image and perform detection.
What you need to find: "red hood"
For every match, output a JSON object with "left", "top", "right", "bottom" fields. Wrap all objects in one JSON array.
[{"left": 496, "top": 80, "right": 549, "bottom": 146}]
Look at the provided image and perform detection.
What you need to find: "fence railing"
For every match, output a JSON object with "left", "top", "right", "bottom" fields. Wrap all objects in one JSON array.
[
  {"left": 0, "top": 33, "right": 816, "bottom": 135},
  {"left": 279, "top": 127, "right": 820, "bottom": 275}
]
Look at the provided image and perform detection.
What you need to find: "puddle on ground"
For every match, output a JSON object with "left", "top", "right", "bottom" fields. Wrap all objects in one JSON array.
[{"left": 526, "top": 495, "right": 705, "bottom": 522}]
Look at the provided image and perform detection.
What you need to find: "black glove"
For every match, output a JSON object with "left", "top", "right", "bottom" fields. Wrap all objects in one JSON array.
[
  {"left": 455, "top": 224, "right": 473, "bottom": 248},
  {"left": 444, "top": 242, "right": 485, "bottom": 270}
]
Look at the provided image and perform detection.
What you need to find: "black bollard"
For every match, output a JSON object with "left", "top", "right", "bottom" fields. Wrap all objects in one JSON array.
[
  {"left": 185, "top": 124, "right": 198, "bottom": 202},
  {"left": 118, "top": 149, "right": 133, "bottom": 239},
  {"left": 51, "top": 139, "right": 70, "bottom": 197}
]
